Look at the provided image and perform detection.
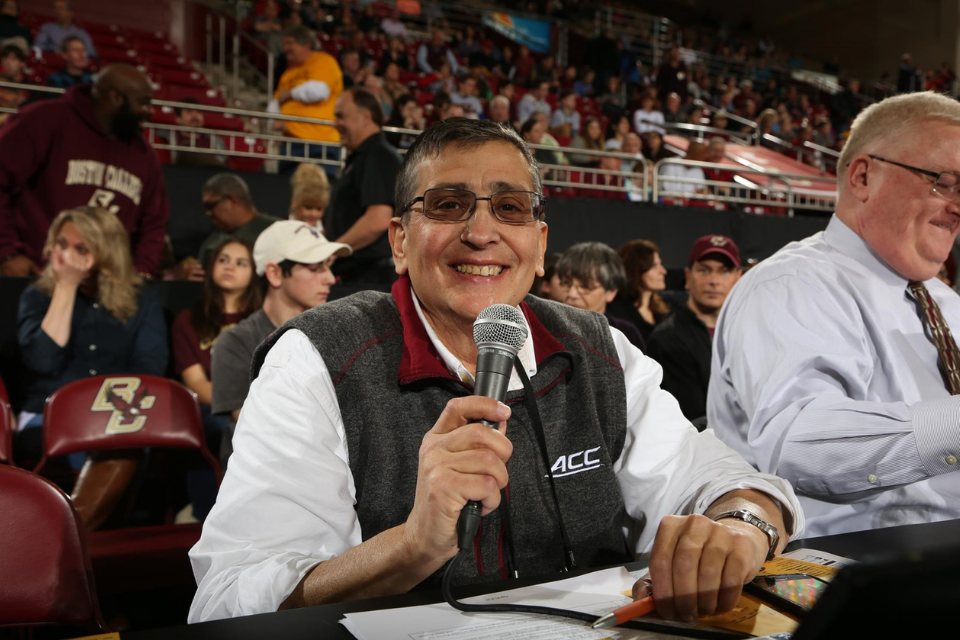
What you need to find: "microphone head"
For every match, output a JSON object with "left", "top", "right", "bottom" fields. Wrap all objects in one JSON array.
[{"left": 473, "top": 304, "right": 528, "bottom": 355}]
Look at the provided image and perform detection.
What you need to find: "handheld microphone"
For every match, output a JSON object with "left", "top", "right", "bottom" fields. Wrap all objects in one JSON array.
[{"left": 456, "top": 304, "right": 528, "bottom": 550}]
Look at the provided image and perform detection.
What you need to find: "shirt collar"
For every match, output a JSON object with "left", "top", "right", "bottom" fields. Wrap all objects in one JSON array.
[
  {"left": 823, "top": 214, "right": 910, "bottom": 289},
  {"left": 391, "top": 274, "right": 567, "bottom": 387}
]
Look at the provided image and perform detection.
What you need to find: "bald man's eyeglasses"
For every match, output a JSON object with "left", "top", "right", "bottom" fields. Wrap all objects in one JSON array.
[
  {"left": 868, "top": 155, "right": 960, "bottom": 202},
  {"left": 404, "top": 188, "right": 545, "bottom": 224}
]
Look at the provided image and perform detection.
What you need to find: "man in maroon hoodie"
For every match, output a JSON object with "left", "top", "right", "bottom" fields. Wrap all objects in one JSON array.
[{"left": 0, "top": 64, "right": 169, "bottom": 277}]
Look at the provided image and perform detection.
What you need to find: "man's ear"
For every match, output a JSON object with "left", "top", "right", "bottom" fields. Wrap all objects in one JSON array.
[
  {"left": 846, "top": 155, "right": 872, "bottom": 203},
  {"left": 536, "top": 222, "right": 548, "bottom": 277},
  {"left": 605, "top": 288, "right": 617, "bottom": 304},
  {"left": 264, "top": 263, "right": 283, "bottom": 289},
  {"left": 388, "top": 216, "right": 408, "bottom": 274}
]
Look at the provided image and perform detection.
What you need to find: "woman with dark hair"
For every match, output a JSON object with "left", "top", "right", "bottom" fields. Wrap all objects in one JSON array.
[
  {"left": 642, "top": 130, "right": 673, "bottom": 162},
  {"left": 606, "top": 239, "right": 670, "bottom": 345},
  {"left": 604, "top": 114, "right": 631, "bottom": 150},
  {"left": 172, "top": 237, "right": 261, "bottom": 415},
  {"left": 568, "top": 116, "right": 604, "bottom": 167},
  {"left": 385, "top": 94, "right": 425, "bottom": 150}
]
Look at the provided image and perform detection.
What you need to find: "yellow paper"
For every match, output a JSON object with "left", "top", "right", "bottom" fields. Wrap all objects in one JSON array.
[
  {"left": 696, "top": 593, "right": 800, "bottom": 636},
  {"left": 67, "top": 634, "right": 121, "bottom": 640},
  {"left": 757, "top": 557, "right": 839, "bottom": 581}
]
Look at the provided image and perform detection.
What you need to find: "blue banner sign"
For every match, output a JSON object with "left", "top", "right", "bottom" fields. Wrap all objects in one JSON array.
[{"left": 482, "top": 12, "right": 551, "bottom": 54}]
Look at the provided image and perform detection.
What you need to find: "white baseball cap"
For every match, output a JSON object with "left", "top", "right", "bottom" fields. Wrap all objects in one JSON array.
[{"left": 253, "top": 220, "right": 352, "bottom": 276}]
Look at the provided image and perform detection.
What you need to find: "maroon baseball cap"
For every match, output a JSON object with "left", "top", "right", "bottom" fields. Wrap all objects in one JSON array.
[{"left": 688, "top": 234, "right": 741, "bottom": 268}]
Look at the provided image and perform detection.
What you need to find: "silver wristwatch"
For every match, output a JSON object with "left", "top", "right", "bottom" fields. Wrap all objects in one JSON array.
[{"left": 712, "top": 509, "right": 780, "bottom": 561}]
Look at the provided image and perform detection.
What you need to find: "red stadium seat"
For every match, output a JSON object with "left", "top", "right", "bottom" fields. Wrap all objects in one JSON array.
[
  {"left": 225, "top": 136, "right": 267, "bottom": 172},
  {"left": 34, "top": 375, "right": 221, "bottom": 591},
  {"left": 0, "top": 465, "right": 106, "bottom": 632},
  {"left": 157, "top": 85, "right": 226, "bottom": 106},
  {"left": 0, "top": 398, "right": 12, "bottom": 465}
]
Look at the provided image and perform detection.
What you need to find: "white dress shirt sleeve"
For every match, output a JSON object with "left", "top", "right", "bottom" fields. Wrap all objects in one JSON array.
[
  {"left": 713, "top": 275, "right": 960, "bottom": 499},
  {"left": 290, "top": 80, "right": 331, "bottom": 104},
  {"left": 188, "top": 330, "right": 361, "bottom": 623},
  {"left": 610, "top": 327, "right": 804, "bottom": 554}
]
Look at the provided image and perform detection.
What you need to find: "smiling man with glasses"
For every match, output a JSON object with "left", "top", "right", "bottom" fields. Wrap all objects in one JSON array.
[
  {"left": 711, "top": 91, "right": 960, "bottom": 540},
  {"left": 190, "top": 118, "right": 802, "bottom": 624}
]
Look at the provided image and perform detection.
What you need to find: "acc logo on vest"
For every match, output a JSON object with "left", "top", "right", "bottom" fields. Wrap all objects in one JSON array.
[
  {"left": 90, "top": 377, "right": 156, "bottom": 434},
  {"left": 548, "top": 446, "right": 603, "bottom": 478}
]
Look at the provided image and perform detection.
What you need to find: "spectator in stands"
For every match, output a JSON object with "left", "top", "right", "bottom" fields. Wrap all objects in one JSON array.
[
  {"left": 607, "top": 239, "right": 670, "bottom": 345},
  {"left": 198, "top": 174, "right": 281, "bottom": 269},
  {"left": 211, "top": 221, "right": 350, "bottom": 448},
  {"left": 357, "top": 4, "right": 378, "bottom": 34},
  {"left": 271, "top": 25, "right": 343, "bottom": 176},
  {"left": 557, "top": 242, "right": 645, "bottom": 350},
  {"left": 0, "top": 73, "right": 21, "bottom": 124},
  {"left": 498, "top": 79, "right": 516, "bottom": 103},
  {"left": 813, "top": 116, "right": 835, "bottom": 149},
  {"left": 517, "top": 80, "right": 552, "bottom": 126},
  {"left": 599, "top": 75, "right": 626, "bottom": 117},
  {"left": 663, "top": 92, "right": 687, "bottom": 125},
  {"left": 326, "top": 88, "right": 402, "bottom": 285},
  {"left": 456, "top": 24, "right": 480, "bottom": 59},
  {"left": 158, "top": 97, "right": 228, "bottom": 167},
  {"left": 288, "top": 164, "right": 329, "bottom": 230},
  {"left": 417, "top": 30, "right": 458, "bottom": 75},
  {"left": 35, "top": 0, "right": 95, "bottom": 57},
  {"left": 0, "top": 0, "right": 30, "bottom": 47},
  {"left": 450, "top": 74, "right": 484, "bottom": 118},
  {"left": 427, "top": 59, "right": 456, "bottom": 95},
  {"left": 340, "top": 49, "right": 363, "bottom": 89},
  {"left": 521, "top": 117, "right": 559, "bottom": 178},
  {"left": 584, "top": 28, "right": 618, "bottom": 88},
  {"left": 621, "top": 132, "right": 644, "bottom": 173},
  {"left": 44, "top": 35, "right": 92, "bottom": 90},
  {"left": 830, "top": 78, "right": 860, "bottom": 133},
  {"left": 656, "top": 46, "right": 688, "bottom": 103},
  {"left": 440, "top": 100, "right": 464, "bottom": 119},
  {"left": 573, "top": 67, "right": 596, "bottom": 97},
  {"left": 385, "top": 94, "right": 424, "bottom": 150},
  {"left": 382, "top": 62, "right": 407, "bottom": 103},
  {"left": 17, "top": 206, "right": 167, "bottom": 528},
  {"left": 514, "top": 44, "right": 536, "bottom": 83},
  {"left": 349, "top": 30, "right": 374, "bottom": 69},
  {"left": 300, "top": 0, "right": 331, "bottom": 34},
  {"left": 568, "top": 116, "right": 603, "bottom": 167},
  {"left": 380, "top": 8, "right": 408, "bottom": 39},
  {"left": 642, "top": 130, "right": 672, "bottom": 163},
  {"left": 469, "top": 39, "right": 496, "bottom": 75},
  {"left": 648, "top": 235, "right": 741, "bottom": 424},
  {"left": 253, "top": 0, "right": 283, "bottom": 55},
  {"left": 0, "top": 64, "right": 167, "bottom": 278},
  {"left": 604, "top": 114, "right": 631, "bottom": 150},
  {"left": 494, "top": 45, "right": 516, "bottom": 80},
  {"left": 703, "top": 136, "right": 734, "bottom": 188},
  {"left": 532, "top": 54, "right": 559, "bottom": 87},
  {"left": 549, "top": 89, "right": 580, "bottom": 137},
  {"left": 711, "top": 110, "right": 730, "bottom": 132},
  {"left": 487, "top": 94, "right": 512, "bottom": 129},
  {"left": 380, "top": 36, "right": 411, "bottom": 72},
  {"left": 171, "top": 237, "right": 260, "bottom": 516},
  {"left": 574, "top": 154, "right": 627, "bottom": 200},
  {"left": 0, "top": 42, "right": 24, "bottom": 82},
  {"left": 633, "top": 92, "right": 665, "bottom": 134},
  {"left": 659, "top": 140, "right": 708, "bottom": 196},
  {"left": 363, "top": 75, "right": 393, "bottom": 120}
]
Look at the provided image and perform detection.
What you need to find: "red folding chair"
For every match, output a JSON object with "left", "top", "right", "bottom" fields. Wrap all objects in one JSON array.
[
  {"left": 0, "top": 465, "right": 106, "bottom": 632},
  {"left": 35, "top": 375, "right": 222, "bottom": 592}
]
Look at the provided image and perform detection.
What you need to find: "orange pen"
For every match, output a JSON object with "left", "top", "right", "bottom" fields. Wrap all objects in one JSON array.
[{"left": 590, "top": 595, "right": 657, "bottom": 629}]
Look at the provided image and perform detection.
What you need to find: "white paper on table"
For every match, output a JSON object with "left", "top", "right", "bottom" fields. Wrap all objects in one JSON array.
[
  {"left": 340, "top": 567, "right": 682, "bottom": 640},
  {"left": 779, "top": 548, "right": 855, "bottom": 569}
]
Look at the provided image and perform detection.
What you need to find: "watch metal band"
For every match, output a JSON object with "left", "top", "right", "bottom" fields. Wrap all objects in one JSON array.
[{"left": 712, "top": 509, "right": 780, "bottom": 561}]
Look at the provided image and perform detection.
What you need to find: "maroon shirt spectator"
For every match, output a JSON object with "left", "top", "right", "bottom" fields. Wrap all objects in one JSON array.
[
  {"left": 514, "top": 45, "right": 536, "bottom": 83},
  {"left": 0, "top": 66, "right": 168, "bottom": 277},
  {"left": 172, "top": 309, "right": 245, "bottom": 378}
]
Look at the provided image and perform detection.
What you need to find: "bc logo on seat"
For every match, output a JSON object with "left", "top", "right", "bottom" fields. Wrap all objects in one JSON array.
[{"left": 90, "top": 377, "right": 157, "bottom": 435}]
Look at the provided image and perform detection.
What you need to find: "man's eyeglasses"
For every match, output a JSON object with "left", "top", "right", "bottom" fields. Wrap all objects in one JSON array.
[
  {"left": 404, "top": 188, "right": 545, "bottom": 224},
  {"left": 869, "top": 155, "right": 960, "bottom": 202},
  {"left": 558, "top": 278, "right": 605, "bottom": 295},
  {"left": 204, "top": 196, "right": 227, "bottom": 211}
]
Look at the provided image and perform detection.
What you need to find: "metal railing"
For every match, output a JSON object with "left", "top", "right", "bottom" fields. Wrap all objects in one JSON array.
[
  {"left": 1, "top": 79, "right": 840, "bottom": 210},
  {"left": 652, "top": 158, "right": 837, "bottom": 215},
  {"left": 758, "top": 133, "right": 841, "bottom": 174}
]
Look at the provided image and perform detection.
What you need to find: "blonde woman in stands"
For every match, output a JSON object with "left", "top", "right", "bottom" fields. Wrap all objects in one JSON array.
[
  {"left": 17, "top": 206, "right": 167, "bottom": 529},
  {"left": 288, "top": 163, "right": 330, "bottom": 231},
  {"left": 606, "top": 239, "right": 671, "bottom": 346}
]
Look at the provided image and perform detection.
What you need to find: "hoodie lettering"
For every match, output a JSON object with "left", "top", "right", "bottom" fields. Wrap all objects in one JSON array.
[{"left": 65, "top": 160, "right": 143, "bottom": 206}]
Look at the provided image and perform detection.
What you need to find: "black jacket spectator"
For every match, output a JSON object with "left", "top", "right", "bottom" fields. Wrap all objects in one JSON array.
[
  {"left": 0, "top": 1, "right": 31, "bottom": 45},
  {"left": 646, "top": 304, "right": 712, "bottom": 423},
  {"left": 584, "top": 31, "right": 619, "bottom": 83}
]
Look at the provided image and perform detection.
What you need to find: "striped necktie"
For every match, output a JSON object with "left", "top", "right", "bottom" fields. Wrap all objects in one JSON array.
[{"left": 910, "top": 281, "right": 960, "bottom": 395}]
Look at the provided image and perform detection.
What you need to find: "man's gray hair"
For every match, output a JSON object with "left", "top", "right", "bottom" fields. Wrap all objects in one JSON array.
[
  {"left": 396, "top": 118, "right": 543, "bottom": 219},
  {"left": 203, "top": 173, "right": 253, "bottom": 208},
  {"left": 838, "top": 91, "right": 960, "bottom": 183},
  {"left": 490, "top": 95, "right": 510, "bottom": 109},
  {"left": 708, "top": 136, "right": 725, "bottom": 147},
  {"left": 282, "top": 25, "right": 316, "bottom": 48},
  {"left": 556, "top": 241, "right": 626, "bottom": 292}
]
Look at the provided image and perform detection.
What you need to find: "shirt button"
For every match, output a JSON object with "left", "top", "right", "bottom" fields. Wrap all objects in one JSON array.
[
  {"left": 867, "top": 474, "right": 879, "bottom": 484},
  {"left": 946, "top": 455, "right": 958, "bottom": 466},
  {"left": 89, "top": 369, "right": 97, "bottom": 375},
  {"left": 89, "top": 344, "right": 97, "bottom": 351},
  {"left": 92, "top": 303, "right": 99, "bottom": 309}
]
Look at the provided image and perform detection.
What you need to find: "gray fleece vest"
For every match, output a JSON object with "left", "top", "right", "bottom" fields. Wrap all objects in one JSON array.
[{"left": 252, "top": 290, "right": 631, "bottom": 587}]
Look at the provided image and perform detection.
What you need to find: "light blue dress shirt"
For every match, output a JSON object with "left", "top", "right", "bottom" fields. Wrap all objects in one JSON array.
[{"left": 709, "top": 214, "right": 960, "bottom": 538}]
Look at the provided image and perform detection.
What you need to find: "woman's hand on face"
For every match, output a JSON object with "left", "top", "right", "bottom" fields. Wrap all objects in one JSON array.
[{"left": 50, "top": 245, "right": 94, "bottom": 289}]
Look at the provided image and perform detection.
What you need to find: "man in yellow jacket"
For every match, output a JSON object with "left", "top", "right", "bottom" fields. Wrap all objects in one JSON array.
[{"left": 270, "top": 26, "right": 343, "bottom": 175}]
